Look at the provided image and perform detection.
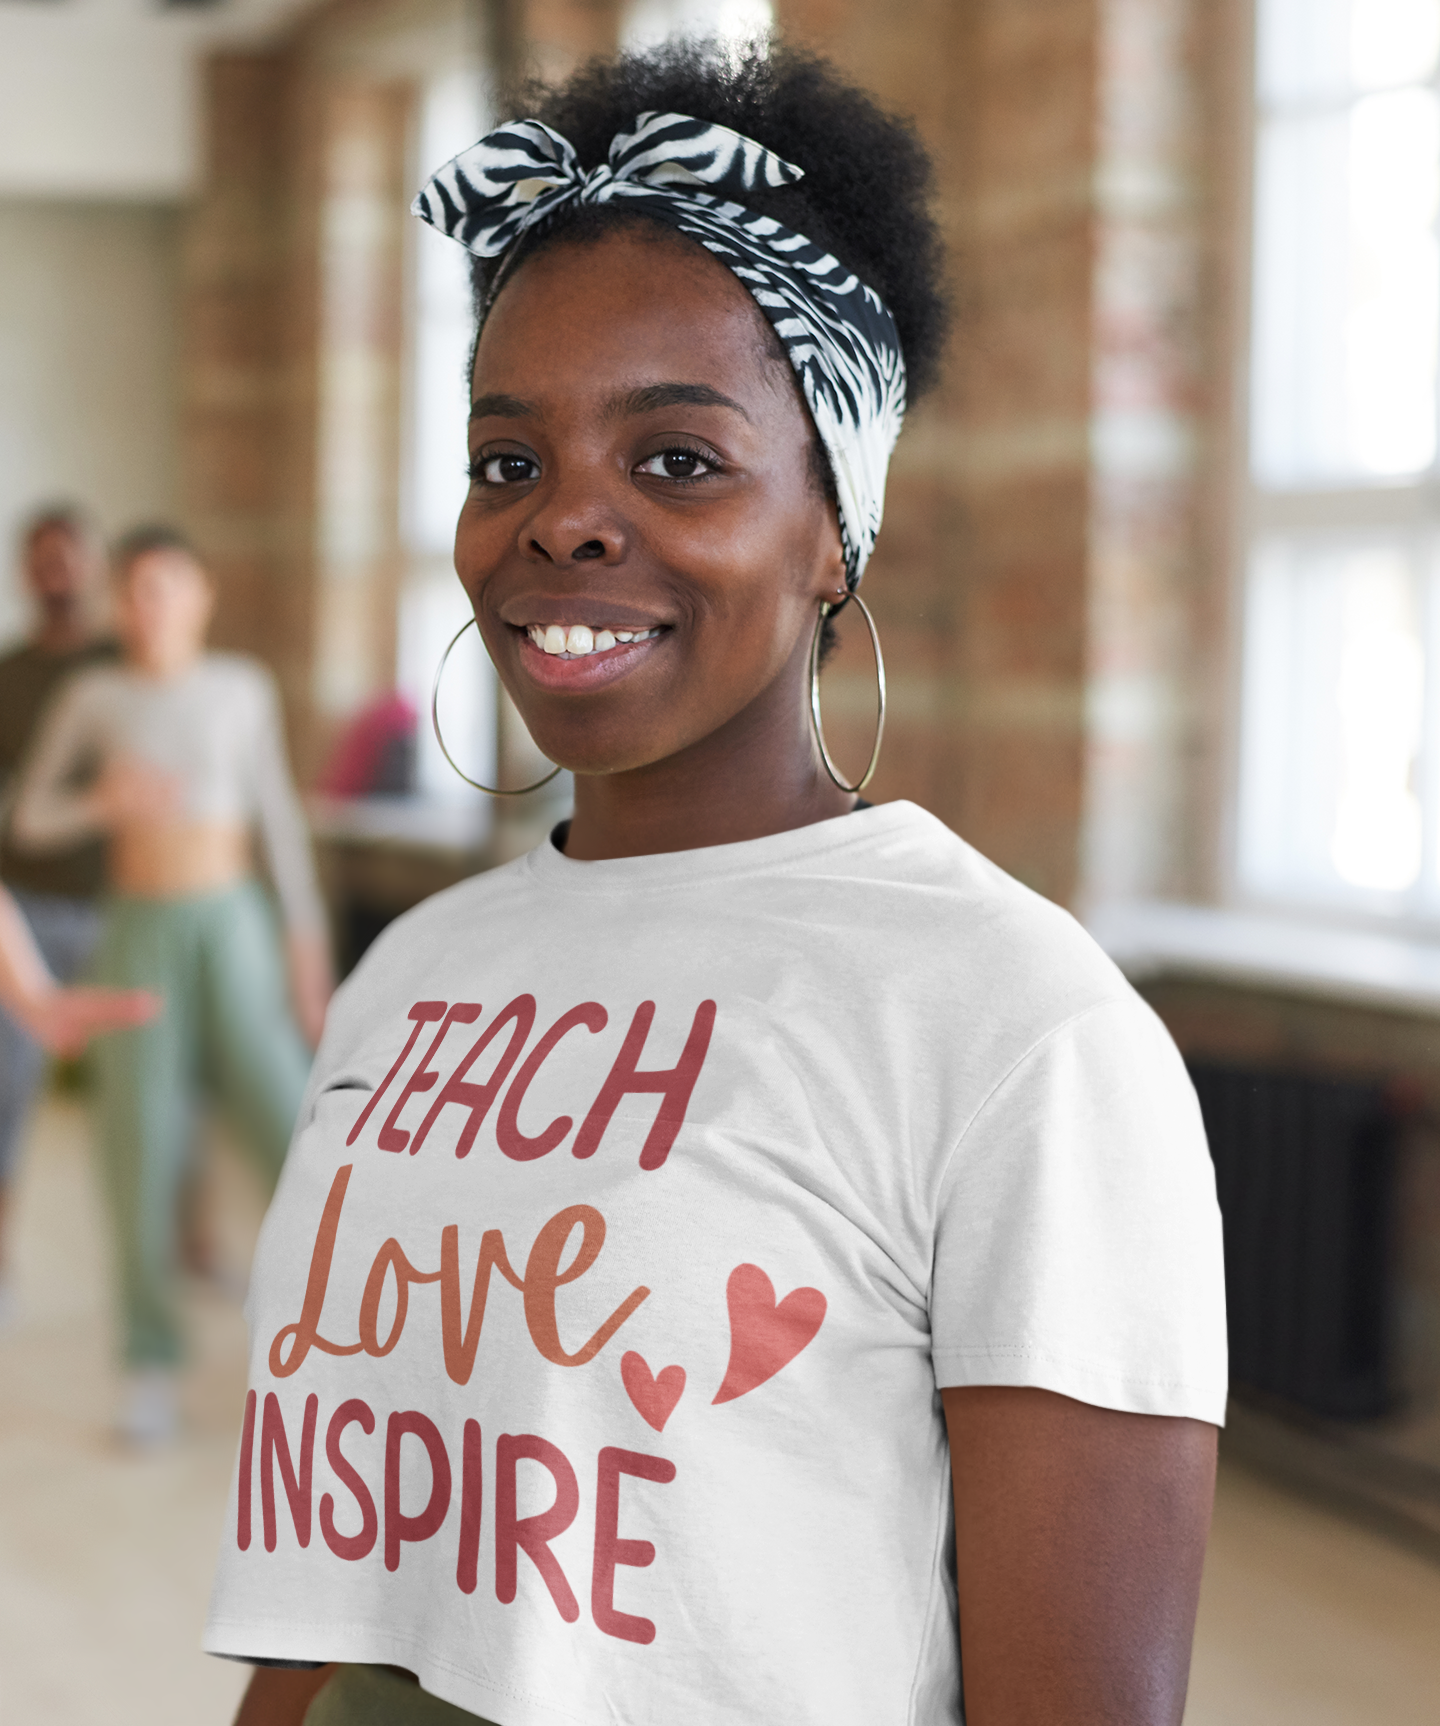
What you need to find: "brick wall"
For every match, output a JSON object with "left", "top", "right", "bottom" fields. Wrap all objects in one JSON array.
[
  {"left": 180, "top": 52, "right": 311, "bottom": 734},
  {"left": 780, "top": 0, "right": 1248, "bottom": 909}
]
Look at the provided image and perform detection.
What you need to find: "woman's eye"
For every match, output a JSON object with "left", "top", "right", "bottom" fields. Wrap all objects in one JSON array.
[
  {"left": 636, "top": 448, "right": 716, "bottom": 481},
  {"left": 473, "top": 453, "right": 539, "bottom": 485}
]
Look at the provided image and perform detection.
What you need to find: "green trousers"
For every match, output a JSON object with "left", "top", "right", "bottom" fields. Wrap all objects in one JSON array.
[
  {"left": 304, "top": 1666, "right": 494, "bottom": 1724},
  {"left": 92, "top": 883, "right": 312, "bottom": 1366}
]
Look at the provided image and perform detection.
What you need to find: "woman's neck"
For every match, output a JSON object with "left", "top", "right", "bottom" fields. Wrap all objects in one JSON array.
[
  {"left": 563, "top": 646, "right": 856, "bottom": 860},
  {"left": 127, "top": 643, "right": 204, "bottom": 680}
]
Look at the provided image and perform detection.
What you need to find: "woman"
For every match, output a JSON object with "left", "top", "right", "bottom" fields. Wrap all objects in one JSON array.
[
  {"left": 213, "top": 42, "right": 1225, "bottom": 1726},
  {"left": 12, "top": 527, "right": 331, "bottom": 1441},
  {"left": 0, "top": 882, "right": 157, "bottom": 1055}
]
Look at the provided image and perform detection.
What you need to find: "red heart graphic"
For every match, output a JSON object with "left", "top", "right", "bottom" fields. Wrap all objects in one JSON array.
[
  {"left": 713, "top": 1264, "right": 827, "bottom": 1405},
  {"left": 621, "top": 1351, "right": 686, "bottom": 1432}
]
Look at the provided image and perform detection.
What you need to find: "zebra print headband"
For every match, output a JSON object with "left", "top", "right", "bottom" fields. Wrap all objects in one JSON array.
[{"left": 412, "top": 110, "right": 907, "bottom": 586}]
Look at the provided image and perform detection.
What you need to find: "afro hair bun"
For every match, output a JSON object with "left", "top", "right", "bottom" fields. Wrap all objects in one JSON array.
[{"left": 480, "top": 37, "right": 950, "bottom": 403}]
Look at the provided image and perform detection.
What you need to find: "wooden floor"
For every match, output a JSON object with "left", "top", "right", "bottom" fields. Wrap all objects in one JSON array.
[{"left": 3, "top": 1097, "right": 1440, "bottom": 1726}]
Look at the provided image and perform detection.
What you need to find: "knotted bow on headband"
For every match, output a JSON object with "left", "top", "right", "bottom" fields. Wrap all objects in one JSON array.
[{"left": 412, "top": 110, "right": 907, "bottom": 585}]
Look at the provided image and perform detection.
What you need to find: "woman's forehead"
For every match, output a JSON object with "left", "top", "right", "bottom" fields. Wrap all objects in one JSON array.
[{"left": 473, "top": 229, "right": 786, "bottom": 401}]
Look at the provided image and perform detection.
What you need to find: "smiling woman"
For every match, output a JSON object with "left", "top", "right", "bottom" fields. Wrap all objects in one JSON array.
[
  {"left": 460, "top": 229, "right": 852, "bottom": 846},
  {"left": 211, "top": 38, "right": 1227, "bottom": 1726}
]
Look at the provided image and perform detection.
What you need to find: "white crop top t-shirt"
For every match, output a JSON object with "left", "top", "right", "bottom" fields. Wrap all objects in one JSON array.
[
  {"left": 204, "top": 801, "right": 1227, "bottom": 1726},
  {"left": 11, "top": 654, "right": 325, "bottom": 933}
]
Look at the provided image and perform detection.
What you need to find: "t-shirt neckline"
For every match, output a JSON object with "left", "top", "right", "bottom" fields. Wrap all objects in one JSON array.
[{"left": 527, "top": 798, "right": 928, "bottom": 895}]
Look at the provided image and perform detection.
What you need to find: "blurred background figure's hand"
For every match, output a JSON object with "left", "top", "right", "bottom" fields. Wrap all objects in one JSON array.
[
  {"left": 286, "top": 927, "right": 334, "bottom": 1050},
  {"left": 16, "top": 982, "right": 160, "bottom": 1056},
  {"left": 0, "top": 883, "right": 160, "bottom": 1053},
  {"left": 90, "top": 755, "right": 182, "bottom": 829}
]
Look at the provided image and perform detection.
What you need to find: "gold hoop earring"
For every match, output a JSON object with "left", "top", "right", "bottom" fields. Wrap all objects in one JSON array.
[
  {"left": 809, "top": 592, "right": 886, "bottom": 794},
  {"left": 431, "top": 617, "right": 561, "bottom": 796}
]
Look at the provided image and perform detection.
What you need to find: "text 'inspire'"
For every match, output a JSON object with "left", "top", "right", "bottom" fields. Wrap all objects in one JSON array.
[{"left": 237, "top": 1393, "right": 675, "bottom": 1645}]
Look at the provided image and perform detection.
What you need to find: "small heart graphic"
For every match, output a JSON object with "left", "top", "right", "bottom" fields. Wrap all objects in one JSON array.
[
  {"left": 713, "top": 1264, "right": 827, "bottom": 1405},
  {"left": 621, "top": 1351, "right": 686, "bottom": 1432}
]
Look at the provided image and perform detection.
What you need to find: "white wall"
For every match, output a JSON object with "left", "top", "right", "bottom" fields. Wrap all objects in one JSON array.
[
  {"left": 0, "top": 200, "right": 181, "bottom": 644},
  {"left": 0, "top": 0, "right": 314, "bottom": 202},
  {"left": 0, "top": 15, "right": 197, "bottom": 202}
]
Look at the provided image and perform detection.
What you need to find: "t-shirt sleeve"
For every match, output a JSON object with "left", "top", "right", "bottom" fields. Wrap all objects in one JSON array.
[{"left": 929, "top": 995, "right": 1228, "bottom": 1424}]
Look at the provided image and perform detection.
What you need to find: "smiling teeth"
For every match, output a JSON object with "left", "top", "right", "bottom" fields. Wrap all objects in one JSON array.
[{"left": 529, "top": 624, "right": 659, "bottom": 657}]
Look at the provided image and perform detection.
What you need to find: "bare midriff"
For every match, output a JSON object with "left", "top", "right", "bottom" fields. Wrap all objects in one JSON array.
[{"left": 110, "top": 822, "right": 252, "bottom": 898}]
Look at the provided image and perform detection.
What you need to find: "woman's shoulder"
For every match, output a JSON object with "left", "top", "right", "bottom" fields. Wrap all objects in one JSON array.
[
  {"left": 314, "top": 809, "right": 1134, "bottom": 1074},
  {"left": 822, "top": 800, "right": 1130, "bottom": 1003}
]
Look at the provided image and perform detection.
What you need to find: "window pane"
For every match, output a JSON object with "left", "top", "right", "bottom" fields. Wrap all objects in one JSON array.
[
  {"left": 1239, "top": 538, "right": 1426, "bottom": 902},
  {"left": 1258, "top": 0, "right": 1352, "bottom": 104},
  {"left": 1252, "top": 0, "right": 1440, "bottom": 485},
  {"left": 620, "top": 0, "right": 772, "bottom": 51},
  {"left": 1252, "top": 88, "right": 1440, "bottom": 483},
  {"left": 1259, "top": 0, "right": 1440, "bottom": 102},
  {"left": 1251, "top": 108, "right": 1354, "bottom": 480},
  {"left": 1350, "top": 89, "right": 1440, "bottom": 473},
  {"left": 1354, "top": 0, "right": 1440, "bottom": 90}
]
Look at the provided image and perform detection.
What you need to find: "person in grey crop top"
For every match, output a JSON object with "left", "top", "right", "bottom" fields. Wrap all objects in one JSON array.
[
  {"left": 10, "top": 526, "right": 330, "bottom": 1445},
  {"left": 14, "top": 651, "right": 327, "bottom": 940}
]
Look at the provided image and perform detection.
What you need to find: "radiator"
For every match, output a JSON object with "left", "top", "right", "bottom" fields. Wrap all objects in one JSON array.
[{"left": 1187, "top": 1060, "right": 1399, "bottom": 1421}]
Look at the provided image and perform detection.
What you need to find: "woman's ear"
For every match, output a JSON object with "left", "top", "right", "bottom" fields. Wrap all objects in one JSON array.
[{"left": 808, "top": 506, "right": 848, "bottom": 606}]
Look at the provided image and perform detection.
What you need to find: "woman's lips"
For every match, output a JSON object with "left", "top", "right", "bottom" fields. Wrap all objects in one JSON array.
[{"left": 513, "top": 625, "right": 665, "bottom": 690}]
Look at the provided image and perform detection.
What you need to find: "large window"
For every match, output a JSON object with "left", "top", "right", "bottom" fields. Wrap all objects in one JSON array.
[{"left": 1238, "top": 0, "right": 1440, "bottom": 917}]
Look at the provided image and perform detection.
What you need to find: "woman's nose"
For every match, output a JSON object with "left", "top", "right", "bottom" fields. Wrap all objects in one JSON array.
[
  {"left": 525, "top": 528, "right": 618, "bottom": 564},
  {"left": 520, "top": 474, "right": 625, "bottom": 566}
]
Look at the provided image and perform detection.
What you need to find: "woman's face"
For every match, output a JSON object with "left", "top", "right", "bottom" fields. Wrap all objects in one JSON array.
[
  {"left": 115, "top": 548, "right": 214, "bottom": 674},
  {"left": 455, "top": 229, "right": 846, "bottom": 779}
]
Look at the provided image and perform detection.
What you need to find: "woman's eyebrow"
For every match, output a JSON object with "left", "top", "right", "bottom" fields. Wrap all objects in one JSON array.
[
  {"left": 608, "top": 383, "right": 752, "bottom": 421},
  {"left": 470, "top": 393, "right": 536, "bottom": 421}
]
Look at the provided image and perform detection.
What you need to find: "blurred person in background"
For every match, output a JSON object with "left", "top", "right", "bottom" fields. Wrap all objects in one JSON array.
[
  {"left": 11, "top": 525, "right": 332, "bottom": 1443},
  {"left": 0, "top": 883, "right": 158, "bottom": 1059},
  {"left": 0, "top": 504, "right": 116, "bottom": 1317}
]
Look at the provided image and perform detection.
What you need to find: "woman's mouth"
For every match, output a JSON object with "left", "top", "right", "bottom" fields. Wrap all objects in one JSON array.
[
  {"left": 513, "top": 619, "right": 667, "bottom": 691},
  {"left": 525, "top": 623, "right": 662, "bottom": 659}
]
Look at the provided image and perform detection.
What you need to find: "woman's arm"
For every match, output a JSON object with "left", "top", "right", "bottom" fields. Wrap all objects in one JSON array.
[
  {"left": 8, "top": 679, "right": 111, "bottom": 850},
  {"left": 232, "top": 1664, "right": 337, "bottom": 1726},
  {"left": 943, "top": 1385, "right": 1216, "bottom": 1726},
  {"left": 0, "top": 885, "right": 158, "bottom": 1053},
  {"left": 246, "top": 670, "right": 333, "bottom": 1046}
]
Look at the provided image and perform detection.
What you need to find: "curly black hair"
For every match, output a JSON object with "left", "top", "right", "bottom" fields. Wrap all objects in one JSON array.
[{"left": 478, "top": 37, "right": 950, "bottom": 405}]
